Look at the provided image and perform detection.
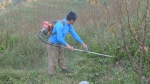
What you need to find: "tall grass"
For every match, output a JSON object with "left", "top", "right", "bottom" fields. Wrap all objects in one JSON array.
[{"left": 0, "top": 0, "right": 149, "bottom": 84}]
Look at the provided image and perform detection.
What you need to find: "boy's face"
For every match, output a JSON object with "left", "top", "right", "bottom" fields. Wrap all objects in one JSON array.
[{"left": 70, "top": 19, "right": 76, "bottom": 24}]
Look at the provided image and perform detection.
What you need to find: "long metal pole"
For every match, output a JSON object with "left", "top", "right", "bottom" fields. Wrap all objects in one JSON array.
[{"left": 73, "top": 48, "right": 116, "bottom": 58}]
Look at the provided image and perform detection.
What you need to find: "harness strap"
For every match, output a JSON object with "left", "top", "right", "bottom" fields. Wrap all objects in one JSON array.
[{"left": 51, "top": 20, "right": 65, "bottom": 36}]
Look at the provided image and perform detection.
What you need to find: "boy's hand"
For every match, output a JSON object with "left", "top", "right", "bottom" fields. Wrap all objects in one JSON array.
[
  {"left": 66, "top": 44, "right": 73, "bottom": 51},
  {"left": 81, "top": 43, "right": 88, "bottom": 52}
]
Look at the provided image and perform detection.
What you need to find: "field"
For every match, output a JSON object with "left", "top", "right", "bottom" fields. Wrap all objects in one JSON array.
[{"left": 0, "top": 0, "right": 150, "bottom": 84}]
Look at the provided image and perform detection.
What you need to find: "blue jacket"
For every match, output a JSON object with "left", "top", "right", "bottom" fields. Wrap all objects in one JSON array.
[{"left": 49, "top": 19, "right": 83, "bottom": 46}]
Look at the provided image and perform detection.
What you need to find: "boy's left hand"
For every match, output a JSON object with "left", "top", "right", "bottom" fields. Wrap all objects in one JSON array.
[{"left": 82, "top": 43, "right": 88, "bottom": 52}]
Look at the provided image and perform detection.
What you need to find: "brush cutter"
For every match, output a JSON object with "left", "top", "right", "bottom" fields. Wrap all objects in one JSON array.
[{"left": 36, "top": 30, "right": 117, "bottom": 58}]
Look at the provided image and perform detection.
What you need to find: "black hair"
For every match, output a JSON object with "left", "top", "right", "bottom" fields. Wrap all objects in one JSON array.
[{"left": 66, "top": 12, "right": 77, "bottom": 21}]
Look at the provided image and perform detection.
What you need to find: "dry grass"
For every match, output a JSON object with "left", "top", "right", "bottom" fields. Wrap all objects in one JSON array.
[{"left": 0, "top": 0, "right": 150, "bottom": 84}]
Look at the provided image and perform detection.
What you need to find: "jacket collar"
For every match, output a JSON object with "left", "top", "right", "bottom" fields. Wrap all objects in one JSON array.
[{"left": 63, "top": 18, "right": 70, "bottom": 26}]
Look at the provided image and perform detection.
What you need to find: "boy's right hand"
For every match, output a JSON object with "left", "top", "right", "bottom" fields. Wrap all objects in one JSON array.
[{"left": 66, "top": 44, "right": 73, "bottom": 51}]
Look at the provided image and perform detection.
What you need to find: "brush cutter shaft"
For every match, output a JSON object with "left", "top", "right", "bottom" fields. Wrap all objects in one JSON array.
[{"left": 73, "top": 48, "right": 116, "bottom": 58}]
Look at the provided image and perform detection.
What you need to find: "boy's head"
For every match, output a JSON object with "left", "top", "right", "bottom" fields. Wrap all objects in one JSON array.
[{"left": 66, "top": 12, "right": 77, "bottom": 24}]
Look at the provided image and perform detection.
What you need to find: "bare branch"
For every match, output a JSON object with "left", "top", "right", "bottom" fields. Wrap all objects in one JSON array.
[
  {"left": 116, "top": 0, "right": 138, "bottom": 73},
  {"left": 143, "top": 0, "right": 149, "bottom": 43},
  {"left": 141, "top": 0, "right": 150, "bottom": 62},
  {"left": 138, "top": 46, "right": 143, "bottom": 83},
  {"left": 124, "top": 0, "right": 143, "bottom": 46}
]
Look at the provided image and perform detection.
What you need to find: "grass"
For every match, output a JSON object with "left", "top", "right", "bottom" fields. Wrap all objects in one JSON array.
[
  {"left": 0, "top": 56, "right": 137, "bottom": 84},
  {"left": 0, "top": 0, "right": 149, "bottom": 84}
]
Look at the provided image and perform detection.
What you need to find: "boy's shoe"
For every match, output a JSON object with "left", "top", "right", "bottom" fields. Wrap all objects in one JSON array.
[
  {"left": 49, "top": 74, "right": 53, "bottom": 78},
  {"left": 62, "top": 69, "right": 73, "bottom": 73}
]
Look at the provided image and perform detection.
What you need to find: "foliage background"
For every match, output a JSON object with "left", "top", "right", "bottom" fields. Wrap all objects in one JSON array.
[{"left": 0, "top": 0, "right": 150, "bottom": 84}]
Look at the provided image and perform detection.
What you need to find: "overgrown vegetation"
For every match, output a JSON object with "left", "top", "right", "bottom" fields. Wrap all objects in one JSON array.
[
  {"left": 0, "top": 0, "right": 150, "bottom": 84},
  {"left": 0, "top": 0, "right": 12, "bottom": 10}
]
